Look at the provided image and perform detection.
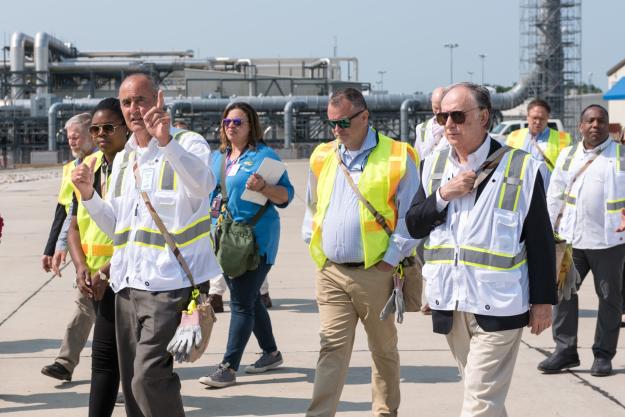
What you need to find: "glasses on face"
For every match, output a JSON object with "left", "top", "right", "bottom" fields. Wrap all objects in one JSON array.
[
  {"left": 89, "top": 123, "right": 126, "bottom": 136},
  {"left": 435, "top": 107, "right": 480, "bottom": 125},
  {"left": 326, "top": 108, "right": 367, "bottom": 129},
  {"left": 222, "top": 118, "right": 244, "bottom": 127}
]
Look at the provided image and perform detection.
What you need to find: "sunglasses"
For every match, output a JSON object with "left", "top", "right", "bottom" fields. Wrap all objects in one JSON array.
[
  {"left": 327, "top": 108, "right": 367, "bottom": 129},
  {"left": 435, "top": 107, "right": 480, "bottom": 125},
  {"left": 222, "top": 118, "right": 244, "bottom": 127},
  {"left": 89, "top": 123, "right": 126, "bottom": 136}
]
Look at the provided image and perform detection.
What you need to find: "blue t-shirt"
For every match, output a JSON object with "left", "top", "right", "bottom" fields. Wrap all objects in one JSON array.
[{"left": 209, "top": 144, "right": 294, "bottom": 265}]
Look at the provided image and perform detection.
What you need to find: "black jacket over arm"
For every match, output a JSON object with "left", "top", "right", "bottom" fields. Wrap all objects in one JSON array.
[
  {"left": 43, "top": 203, "right": 67, "bottom": 256},
  {"left": 406, "top": 139, "right": 558, "bottom": 334}
]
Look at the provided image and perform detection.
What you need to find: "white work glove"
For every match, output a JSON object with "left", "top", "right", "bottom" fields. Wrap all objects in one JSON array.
[
  {"left": 380, "top": 274, "right": 406, "bottom": 324},
  {"left": 167, "top": 310, "right": 203, "bottom": 363}
]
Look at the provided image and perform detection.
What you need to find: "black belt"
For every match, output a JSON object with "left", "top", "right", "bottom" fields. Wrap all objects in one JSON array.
[{"left": 334, "top": 261, "right": 364, "bottom": 268}]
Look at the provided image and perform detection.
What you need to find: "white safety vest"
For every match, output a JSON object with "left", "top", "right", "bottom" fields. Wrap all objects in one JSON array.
[
  {"left": 414, "top": 116, "right": 448, "bottom": 160},
  {"left": 549, "top": 140, "right": 625, "bottom": 247},
  {"left": 94, "top": 128, "right": 222, "bottom": 293},
  {"left": 421, "top": 144, "right": 541, "bottom": 316}
]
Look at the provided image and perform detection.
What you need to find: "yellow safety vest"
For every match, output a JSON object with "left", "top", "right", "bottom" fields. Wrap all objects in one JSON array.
[
  {"left": 308, "top": 132, "right": 416, "bottom": 269},
  {"left": 77, "top": 151, "right": 114, "bottom": 274},
  {"left": 58, "top": 160, "right": 77, "bottom": 212},
  {"left": 506, "top": 128, "right": 571, "bottom": 171}
]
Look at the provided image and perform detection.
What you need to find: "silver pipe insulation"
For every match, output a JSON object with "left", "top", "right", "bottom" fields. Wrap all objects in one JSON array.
[
  {"left": 9, "top": 32, "right": 34, "bottom": 99},
  {"left": 35, "top": 32, "right": 76, "bottom": 96},
  {"left": 47, "top": 100, "right": 101, "bottom": 151}
]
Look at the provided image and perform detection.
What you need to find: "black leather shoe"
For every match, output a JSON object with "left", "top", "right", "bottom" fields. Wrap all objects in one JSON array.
[
  {"left": 208, "top": 294, "right": 224, "bottom": 313},
  {"left": 590, "top": 357, "right": 612, "bottom": 377},
  {"left": 537, "top": 352, "right": 580, "bottom": 374},
  {"left": 41, "top": 362, "right": 72, "bottom": 381}
]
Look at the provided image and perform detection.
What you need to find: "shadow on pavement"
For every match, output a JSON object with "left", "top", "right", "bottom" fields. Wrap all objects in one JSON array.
[
  {"left": 268, "top": 298, "right": 319, "bottom": 314},
  {"left": 179, "top": 365, "right": 460, "bottom": 385},
  {"left": 0, "top": 338, "right": 65, "bottom": 354},
  {"left": 182, "top": 394, "right": 369, "bottom": 416},
  {"left": 0, "top": 392, "right": 89, "bottom": 413}
]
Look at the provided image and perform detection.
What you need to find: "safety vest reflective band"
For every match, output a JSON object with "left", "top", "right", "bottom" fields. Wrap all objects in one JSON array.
[
  {"left": 156, "top": 130, "right": 188, "bottom": 192},
  {"left": 77, "top": 151, "right": 114, "bottom": 274},
  {"left": 507, "top": 128, "right": 571, "bottom": 171},
  {"left": 428, "top": 148, "right": 450, "bottom": 194},
  {"left": 561, "top": 144, "right": 578, "bottom": 171},
  {"left": 617, "top": 143, "right": 625, "bottom": 172},
  {"left": 419, "top": 120, "right": 428, "bottom": 143},
  {"left": 113, "top": 216, "right": 211, "bottom": 249},
  {"left": 308, "top": 132, "right": 415, "bottom": 268},
  {"left": 114, "top": 152, "right": 130, "bottom": 198},
  {"left": 565, "top": 194, "right": 576, "bottom": 206},
  {"left": 58, "top": 160, "right": 76, "bottom": 210},
  {"left": 424, "top": 244, "right": 527, "bottom": 270},
  {"left": 497, "top": 150, "right": 530, "bottom": 211}
]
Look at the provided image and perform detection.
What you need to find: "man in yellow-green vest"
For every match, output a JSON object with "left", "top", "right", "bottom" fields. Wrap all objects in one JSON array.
[
  {"left": 506, "top": 98, "right": 572, "bottom": 187},
  {"left": 302, "top": 88, "right": 419, "bottom": 417},
  {"left": 41, "top": 113, "right": 98, "bottom": 382}
]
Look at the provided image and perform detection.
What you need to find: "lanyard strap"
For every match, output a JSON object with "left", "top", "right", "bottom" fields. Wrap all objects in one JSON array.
[
  {"left": 472, "top": 145, "right": 511, "bottom": 190},
  {"left": 530, "top": 136, "right": 555, "bottom": 171}
]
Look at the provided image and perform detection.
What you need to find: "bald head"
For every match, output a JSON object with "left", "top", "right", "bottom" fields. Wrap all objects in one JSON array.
[
  {"left": 120, "top": 73, "right": 159, "bottom": 96},
  {"left": 431, "top": 87, "right": 445, "bottom": 114}
]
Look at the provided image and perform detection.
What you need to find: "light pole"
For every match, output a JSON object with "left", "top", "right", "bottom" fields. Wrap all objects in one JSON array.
[
  {"left": 377, "top": 70, "right": 387, "bottom": 92},
  {"left": 478, "top": 53, "right": 487, "bottom": 85},
  {"left": 443, "top": 43, "right": 459, "bottom": 84},
  {"left": 467, "top": 71, "right": 474, "bottom": 82}
]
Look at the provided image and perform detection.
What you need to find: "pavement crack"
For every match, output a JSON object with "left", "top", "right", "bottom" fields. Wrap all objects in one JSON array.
[{"left": 521, "top": 339, "right": 625, "bottom": 410}]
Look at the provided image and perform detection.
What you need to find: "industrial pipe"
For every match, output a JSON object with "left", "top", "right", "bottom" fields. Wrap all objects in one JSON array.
[
  {"left": 9, "top": 32, "right": 34, "bottom": 99},
  {"left": 47, "top": 100, "right": 100, "bottom": 151},
  {"left": 284, "top": 100, "right": 307, "bottom": 147},
  {"left": 35, "top": 32, "right": 77, "bottom": 96}
]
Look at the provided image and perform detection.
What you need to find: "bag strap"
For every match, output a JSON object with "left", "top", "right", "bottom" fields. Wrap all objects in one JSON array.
[
  {"left": 472, "top": 144, "right": 511, "bottom": 190},
  {"left": 334, "top": 144, "right": 394, "bottom": 237},
  {"left": 219, "top": 152, "right": 269, "bottom": 226},
  {"left": 553, "top": 143, "right": 604, "bottom": 233},
  {"left": 132, "top": 160, "right": 197, "bottom": 288},
  {"left": 529, "top": 135, "right": 555, "bottom": 171}
]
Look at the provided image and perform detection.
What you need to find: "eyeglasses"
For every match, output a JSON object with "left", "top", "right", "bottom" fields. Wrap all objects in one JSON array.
[
  {"left": 222, "top": 118, "right": 244, "bottom": 127},
  {"left": 89, "top": 123, "right": 126, "bottom": 136},
  {"left": 326, "top": 108, "right": 367, "bottom": 129},
  {"left": 435, "top": 107, "right": 480, "bottom": 125}
]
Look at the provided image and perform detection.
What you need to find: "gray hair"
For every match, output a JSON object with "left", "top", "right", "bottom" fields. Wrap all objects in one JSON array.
[
  {"left": 443, "top": 82, "right": 492, "bottom": 113},
  {"left": 64, "top": 112, "right": 91, "bottom": 131},
  {"left": 329, "top": 88, "right": 368, "bottom": 111}
]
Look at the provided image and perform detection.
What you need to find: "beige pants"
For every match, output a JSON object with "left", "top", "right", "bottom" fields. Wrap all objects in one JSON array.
[
  {"left": 446, "top": 311, "right": 522, "bottom": 417},
  {"left": 56, "top": 286, "right": 96, "bottom": 373},
  {"left": 306, "top": 262, "right": 400, "bottom": 417}
]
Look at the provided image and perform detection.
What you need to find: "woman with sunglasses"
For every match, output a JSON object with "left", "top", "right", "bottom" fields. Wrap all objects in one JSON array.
[
  {"left": 69, "top": 98, "right": 129, "bottom": 417},
  {"left": 199, "top": 102, "right": 294, "bottom": 388}
]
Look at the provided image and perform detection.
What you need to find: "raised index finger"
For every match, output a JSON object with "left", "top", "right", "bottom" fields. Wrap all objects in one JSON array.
[{"left": 157, "top": 90, "right": 165, "bottom": 110}]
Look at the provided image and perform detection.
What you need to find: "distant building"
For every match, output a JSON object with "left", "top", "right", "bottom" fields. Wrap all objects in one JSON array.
[{"left": 604, "top": 58, "right": 625, "bottom": 131}]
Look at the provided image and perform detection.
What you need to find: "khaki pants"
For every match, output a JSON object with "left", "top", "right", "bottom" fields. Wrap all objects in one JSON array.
[
  {"left": 306, "top": 262, "right": 400, "bottom": 417},
  {"left": 446, "top": 311, "right": 522, "bottom": 417},
  {"left": 56, "top": 287, "right": 96, "bottom": 373}
]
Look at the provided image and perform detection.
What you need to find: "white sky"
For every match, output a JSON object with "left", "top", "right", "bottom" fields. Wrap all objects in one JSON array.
[{"left": 1, "top": 0, "right": 622, "bottom": 93}]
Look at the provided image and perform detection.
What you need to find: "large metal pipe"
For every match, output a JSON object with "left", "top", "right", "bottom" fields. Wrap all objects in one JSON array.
[
  {"left": 400, "top": 98, "right": 428, "bottom": 143},
  {"left": 35, "top": 32, "right": 76, "bottom": 96},
  {"left": 47, "top": 100, "right": 100, "bottom": 151},
  {"left": 77, "top": 50, "right": 194, "bottom": 58},
  {"left": 9, "top": 32, "right": 34, "bottom": 99},
  {"left": 284, "top": 101, "right": 307, "bottom": 147}
]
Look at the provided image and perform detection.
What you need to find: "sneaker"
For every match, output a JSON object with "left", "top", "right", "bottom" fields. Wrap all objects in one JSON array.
[
  {"left": 198, "top": 363, "right": 236, "bottom": 388},
  {"left": 208, "top": 294, "right": 224, "bottom": 313},
  {"left": 245, "top": 351, "right": 283, "bottom": 374},
  {"left": 261, "top": 293, "right": 273, "bottom": 309},
  {"left": 41, "top": 362, "right": 72, "bottom": 382}
]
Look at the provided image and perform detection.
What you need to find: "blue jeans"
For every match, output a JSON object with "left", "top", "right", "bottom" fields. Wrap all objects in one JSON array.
[{"left": 223, "top": 258, "right": 277, "bottom": 371}]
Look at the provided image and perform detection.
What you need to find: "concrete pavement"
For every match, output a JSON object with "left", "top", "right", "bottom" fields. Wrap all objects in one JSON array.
[{"left": 0, "top": 160, "right": 623, "bottom": 416}]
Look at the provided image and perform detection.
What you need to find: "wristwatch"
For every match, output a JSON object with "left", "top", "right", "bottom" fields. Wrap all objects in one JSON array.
[{"left": 97, "top": 270, "right": 109, "bottom": 282}]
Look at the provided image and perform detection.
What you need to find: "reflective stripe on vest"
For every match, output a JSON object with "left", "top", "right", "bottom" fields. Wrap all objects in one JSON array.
[
  {"left": 113, "top": 216, "right": 211, "bottom": 249},
  {"left": 114, "top": 152, "right": 130, "bottom": 197},
  {"left": 424, "top": 244, "right": 527, "bottom": 271},
  {"left": 617, "top": 143, "right": 625, "bottom": 172},
  {"left": 428, "top": 148, "right": 450, "bottom": 194},
  {"left": 562, "top": 144, "right": 579, "bottom": 171},
  {"left": 157, "top": 130, "right": 188, "bottom": 191},
  {"left": 419, "top": 120, "right": 428, "bottom": 143},
  {"left": 58, "top": 161, "right": 76, "bottom": 208},
  {"left": 497, "top": 149, "right": 530, "bottom": 211}
]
